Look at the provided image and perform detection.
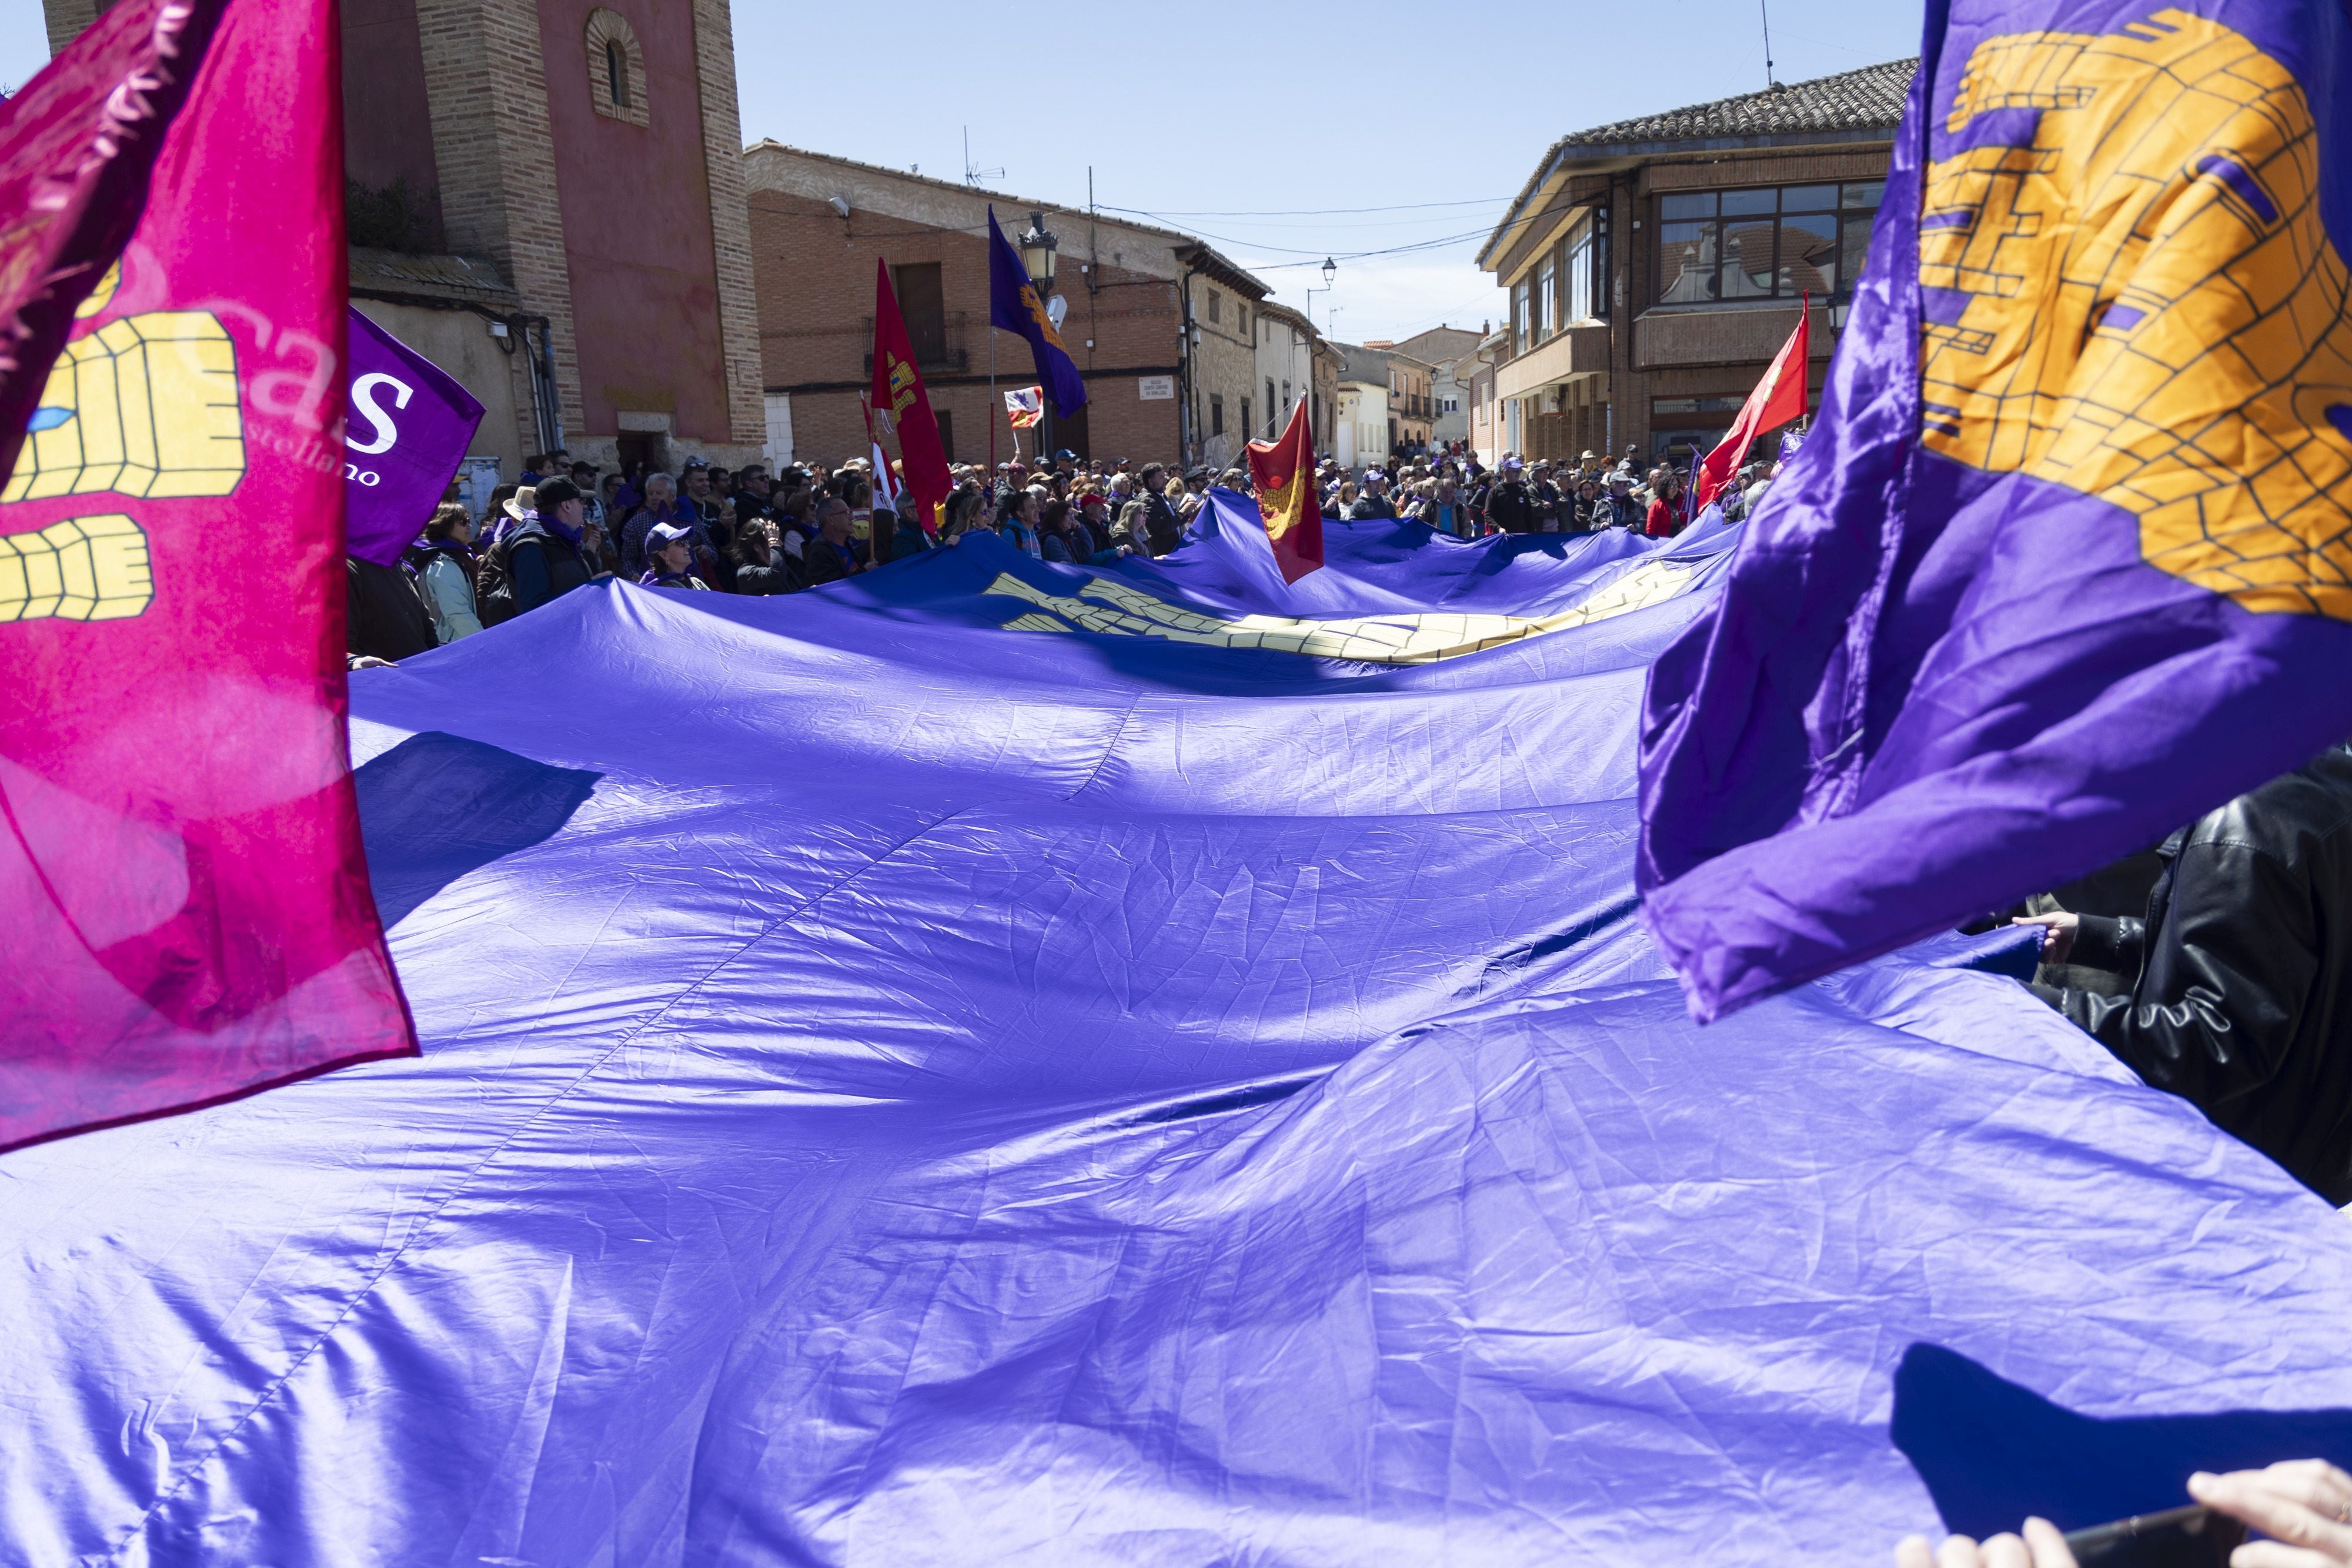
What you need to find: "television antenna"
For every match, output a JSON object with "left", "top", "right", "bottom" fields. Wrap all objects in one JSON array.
[{"left": 963, "top": 128, "right": 1004, "bottom": 189}]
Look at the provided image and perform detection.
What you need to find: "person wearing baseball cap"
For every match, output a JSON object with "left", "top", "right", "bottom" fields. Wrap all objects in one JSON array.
[
  {"left": 639, "top": 520, "right": 709, "bottom": 591},
  {"left": 1348, "top": 469, "right": 1396, "bottom": 521}
]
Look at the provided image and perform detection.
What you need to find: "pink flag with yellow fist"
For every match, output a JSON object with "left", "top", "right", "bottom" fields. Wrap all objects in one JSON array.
[{"left": 0, "top": 0, "right": 414, "bottom": 1149}]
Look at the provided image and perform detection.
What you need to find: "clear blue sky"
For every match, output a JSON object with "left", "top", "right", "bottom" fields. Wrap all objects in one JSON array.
[{"left": 4, "top": 0, "right": 1926, "bottom": 344}]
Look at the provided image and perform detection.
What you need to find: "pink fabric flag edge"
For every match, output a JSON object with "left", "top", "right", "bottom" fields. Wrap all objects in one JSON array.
[{"left": 0, "top": 0, "right": 419, "bottom": 1155}]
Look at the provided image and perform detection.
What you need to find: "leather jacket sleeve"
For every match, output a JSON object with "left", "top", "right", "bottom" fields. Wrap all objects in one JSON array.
[
  {"left": 2067, "top": 913, "right": 2146, "bottom": 975},
  {"left": 2052, "top": 840, "right": 2317, "bottom": 1112}
]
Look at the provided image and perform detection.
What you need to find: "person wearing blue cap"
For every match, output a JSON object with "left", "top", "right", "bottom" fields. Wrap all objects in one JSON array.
[{"left": 639, "top": 522, "right": 710, "bottom": 592}]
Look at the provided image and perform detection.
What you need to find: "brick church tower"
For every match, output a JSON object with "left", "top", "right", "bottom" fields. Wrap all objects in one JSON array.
[{"left": 41, "top": 0, "right": 769, "bottom": 477}]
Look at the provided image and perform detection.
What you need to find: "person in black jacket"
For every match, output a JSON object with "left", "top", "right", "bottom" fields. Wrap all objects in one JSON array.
[
  {"left": 730, "top": 519, "right": 799, "bottom": 594},
  {"left": 2017, "top": 744, "right": 2352, "bottom": 1202},
  {"left": 801, "top": 497, "right": 862, "bottom": 586},
  {"left": 1487, "top": 462, "right": 1534, "bottom": 533},
  {"left": 346, "top": 555, "right": 436, "bottom": 666}
]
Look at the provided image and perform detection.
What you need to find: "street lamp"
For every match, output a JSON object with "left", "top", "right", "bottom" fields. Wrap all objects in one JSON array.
[
  {"left": 1018, "top": 211, "right": 1059, "bottom": 287},
  {"left": 1305, "top": 255, "right": 1336, "bottom": 331}
]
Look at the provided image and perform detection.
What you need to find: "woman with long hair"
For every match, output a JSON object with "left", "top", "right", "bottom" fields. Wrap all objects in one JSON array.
[
  {"left": 731, "top": 516, "right": 797, "bottom": 594},
  {"left": 994, "top": 487, "right": 1044, "bottom": 558},
  {"left": 407, "top": 502, "right": 485, "bottom": 642},
  {"left": 939, "top": 483, "right": 988, "bottom": 545}
]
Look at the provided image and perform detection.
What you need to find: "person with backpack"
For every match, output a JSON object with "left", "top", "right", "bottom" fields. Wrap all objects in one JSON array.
[{"left": 477, "top": 477, "right": 602, "bottom": 624}]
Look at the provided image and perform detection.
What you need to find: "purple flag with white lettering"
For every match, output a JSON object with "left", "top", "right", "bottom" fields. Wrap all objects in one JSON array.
[
  {"left": 1638, "top": 0, "right": 2352, "bottom": 1021},
  {"left": 342, "top": 307, "right": 482, "bottom": 567}
]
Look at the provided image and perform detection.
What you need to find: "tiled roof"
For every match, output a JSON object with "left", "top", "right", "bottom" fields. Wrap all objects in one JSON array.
[
  {"left": 348, "top": 247, "right": 519, "bottom": 306},
  {"left": 1559, "top": 58, "right": 1915, "bottom": 148},
  {"left": 1335, "top": 343, "right": 1392, "bottom": 384}
]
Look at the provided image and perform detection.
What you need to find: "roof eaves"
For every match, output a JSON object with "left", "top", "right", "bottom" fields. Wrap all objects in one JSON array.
[
  {"left": 1478, "top": 58, "right": 1913, "bottom": 270},
  {"left": 1175, "top": 242, "right": 1272, "bottom": 298},
  {"left": 740, "top": 139, "right": 1198, "bottom": 247}
]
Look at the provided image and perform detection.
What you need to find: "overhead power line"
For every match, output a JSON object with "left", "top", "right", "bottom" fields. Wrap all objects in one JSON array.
[
  {"left": 1100, "top": 196, "right": 1512, "bottom": 219},
  {"left": 1234, "top": 229, "right": 1496, "bottom": 270}
]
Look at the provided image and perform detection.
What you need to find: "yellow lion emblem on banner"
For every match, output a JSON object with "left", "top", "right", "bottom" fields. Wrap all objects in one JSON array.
[{"left": 1919, "top": 9, "right": 2352, "bottom": 621}]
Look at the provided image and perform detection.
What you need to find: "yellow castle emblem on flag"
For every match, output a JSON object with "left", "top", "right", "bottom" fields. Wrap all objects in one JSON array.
[
  {"left": 1919, "top": 10, "right": 2352, "bottom": 621},
  {"left": 0, "top": 264, "right": 248, "bottom": 624}
]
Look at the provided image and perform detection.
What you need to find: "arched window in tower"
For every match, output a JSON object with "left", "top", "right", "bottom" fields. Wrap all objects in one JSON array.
[{"left": 584, "top": 9, "right": 647, "bottom": 127}]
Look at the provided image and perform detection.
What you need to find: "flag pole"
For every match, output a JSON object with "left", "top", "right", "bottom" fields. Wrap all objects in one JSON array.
[{"left": 989, "top": 322, "right": 998, "bottom": 475}]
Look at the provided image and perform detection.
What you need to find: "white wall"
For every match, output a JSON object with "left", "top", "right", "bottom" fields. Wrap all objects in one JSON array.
[{"left": 764, "top": 392, "right": 793, "bottom": 467}]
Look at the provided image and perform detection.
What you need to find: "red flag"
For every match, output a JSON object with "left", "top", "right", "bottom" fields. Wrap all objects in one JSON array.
[
  {"left": 0, "top": 0, "right": 415, "bottom": 1151},
  {"left": 1245, "top": 396, "right": 1322, "bottom": 583},
  {"left": 870, "top": 261, "right": 952, "bottom": 533},
  {"left": 1691, "top": 299, "right": 1812, "bottom": 515}
]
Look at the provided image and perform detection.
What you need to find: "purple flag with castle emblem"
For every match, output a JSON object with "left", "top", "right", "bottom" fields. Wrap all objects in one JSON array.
[
  {"left": 1638, "top": 0, "right": 2352, "bottom": 1021},
  {"left": 342, "top": 307, "right": 483, "bottom": 566}
]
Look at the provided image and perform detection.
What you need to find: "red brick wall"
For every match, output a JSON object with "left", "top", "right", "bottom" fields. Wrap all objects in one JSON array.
[
  {"left": 749, "top": 190, "right": 1184, "bottom": 469},
  {"left": 538, "top": 0, "right": 730, "bottom": 446},
  {"left": 343, "top": 0, "right": 441, "bottom": 226}
]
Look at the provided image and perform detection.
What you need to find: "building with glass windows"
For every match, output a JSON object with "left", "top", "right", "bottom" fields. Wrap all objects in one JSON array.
[{"left": 1474, "top": 59, "right": 1915, "bottom": 467}]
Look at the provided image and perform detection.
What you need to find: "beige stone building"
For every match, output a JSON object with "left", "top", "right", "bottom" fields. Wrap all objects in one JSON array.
[
  {"left": 1475, "top": 59, "right": 1912, "bottom": 467},
  {"left": 1180, "top": 253, "right": 1271, "bottom": 472},
  {"left": 741, "top": 145, "right": 1275, "bottom": 472},
  {"left": 1391, "top": 326, "right": 1483, "bottom": 451}
]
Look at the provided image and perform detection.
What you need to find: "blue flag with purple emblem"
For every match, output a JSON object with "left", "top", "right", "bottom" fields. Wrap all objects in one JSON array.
[
  {"left": 987, "top": 205, "right": 1088, "bottom": 414},
  {"left": 1638, "top": 0, "right": 2352, "bottom": 1022}
]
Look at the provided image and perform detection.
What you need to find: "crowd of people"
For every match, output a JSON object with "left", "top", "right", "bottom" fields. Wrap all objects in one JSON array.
[
  {"left": 1315, "top": 441, "right": 1780, "bottom": 538},
  {"left": 346, "top": 440, "right": 1783, "bottom": 666}
]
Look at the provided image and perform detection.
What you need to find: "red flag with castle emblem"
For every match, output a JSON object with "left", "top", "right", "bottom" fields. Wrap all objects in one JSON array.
[
  {"left": 869, "top": 260, "right": 952, "bottom": 532},
  {"left": 1245, "top": 395, "right": 1322, "bottom": 583},
  {"left": 0, "top": 0, "right": 415, "bottom": 1150}
]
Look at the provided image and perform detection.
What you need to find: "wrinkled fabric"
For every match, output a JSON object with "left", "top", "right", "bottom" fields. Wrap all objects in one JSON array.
[{"left": 4, "top": 517, "right": 2352, "bottom": 1566}]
